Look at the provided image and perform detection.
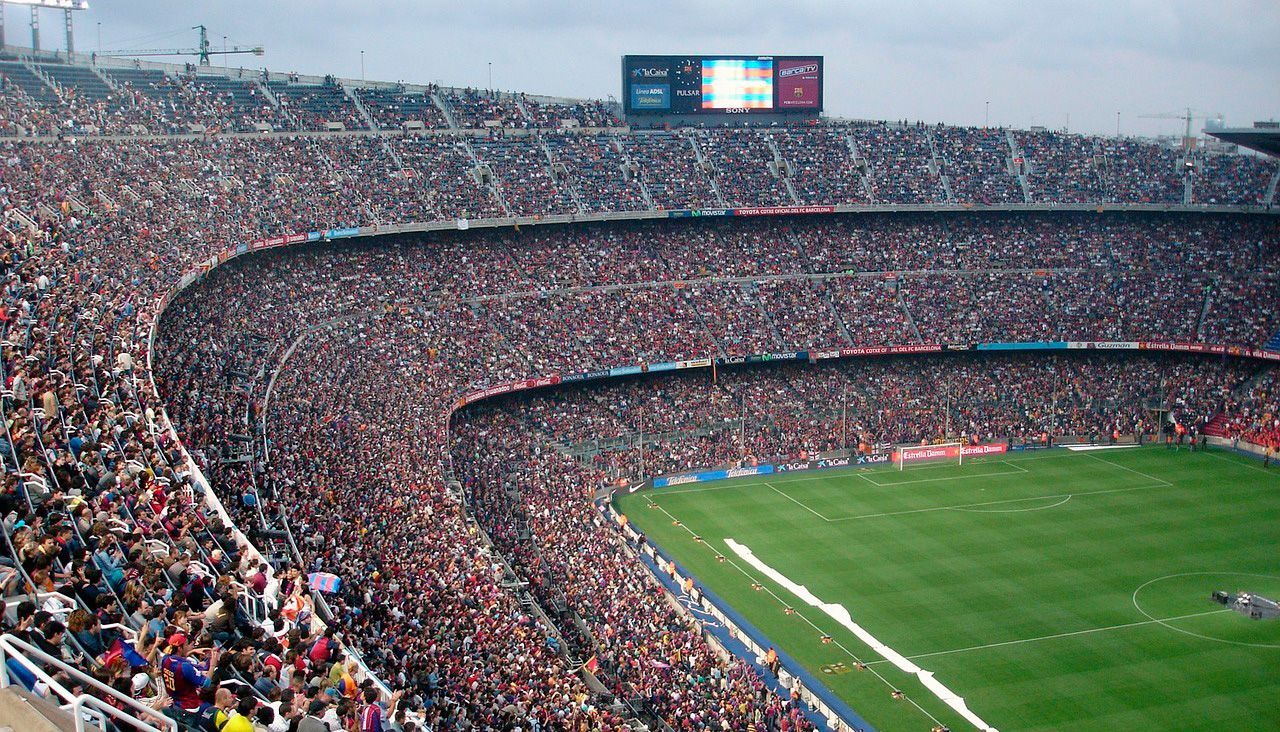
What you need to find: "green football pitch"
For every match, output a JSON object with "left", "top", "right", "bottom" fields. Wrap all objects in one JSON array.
[{"left": 613, "top": 446, "right": 1280, "bottom": 732}]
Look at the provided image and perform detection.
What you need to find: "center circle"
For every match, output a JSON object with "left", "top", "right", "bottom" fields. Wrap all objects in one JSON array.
[{"left": 1131, "top": 572, "right": 1280, "bottom": 649}]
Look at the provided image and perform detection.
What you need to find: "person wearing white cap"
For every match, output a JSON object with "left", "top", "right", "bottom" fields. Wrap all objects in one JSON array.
[{"left": 131, "top": 672, "right": 152, "bottom": 698}]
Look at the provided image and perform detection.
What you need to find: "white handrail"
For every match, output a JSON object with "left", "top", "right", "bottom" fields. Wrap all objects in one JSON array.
[
  {"left": 70, "top": 692, "right": 172, "bottom": 732},
  {"left": 0, "top": 633, "right": 176, "bottom": 732}
]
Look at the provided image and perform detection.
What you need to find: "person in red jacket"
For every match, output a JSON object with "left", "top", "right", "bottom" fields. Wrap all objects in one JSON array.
[{"left": 308, "top": 628, "right": 338, "bottom": 666}]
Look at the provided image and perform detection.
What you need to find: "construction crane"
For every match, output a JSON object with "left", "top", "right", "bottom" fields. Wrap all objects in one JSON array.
[
  {"left": 100, "top": 25, "right": 263, "bottom": 66},
  {"left": 1139, "top": 108, "right": 1223, "bottom": 150}
]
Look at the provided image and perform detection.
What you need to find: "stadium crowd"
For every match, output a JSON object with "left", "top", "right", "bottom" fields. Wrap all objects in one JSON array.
[
  {"left": 0, "top": 53, "right": 1278, "bottom": 732},
  {"left": 131, "top": 209, "right": 1278, "bottom": 729},
  {"left": 504, "top": 352, "right": 1250, "bottom": 480}
]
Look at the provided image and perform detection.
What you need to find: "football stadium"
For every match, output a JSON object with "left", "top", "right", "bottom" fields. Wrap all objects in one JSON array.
[{"left": 0, "top": 2, "right": 1277, "bottom": 731}]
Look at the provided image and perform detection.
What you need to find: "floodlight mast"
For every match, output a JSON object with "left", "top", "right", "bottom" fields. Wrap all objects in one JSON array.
[{"left": 0, "top": 0, "right": 90, "bottom": 56}]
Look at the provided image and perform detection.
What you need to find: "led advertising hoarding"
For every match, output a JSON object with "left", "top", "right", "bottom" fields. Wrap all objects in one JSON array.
[{"left": 622, "top": 55, "right": 823, "bottom": 115}]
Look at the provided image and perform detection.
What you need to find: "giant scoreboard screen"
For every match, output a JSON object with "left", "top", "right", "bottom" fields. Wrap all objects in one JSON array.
[{"left": 622, "top": 55, "right": 823, "bottom": 115}]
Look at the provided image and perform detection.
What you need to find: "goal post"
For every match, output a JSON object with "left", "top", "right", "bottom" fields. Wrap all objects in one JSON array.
[{"left": 896, "top": 441, "right": 965, "bottom": 471}]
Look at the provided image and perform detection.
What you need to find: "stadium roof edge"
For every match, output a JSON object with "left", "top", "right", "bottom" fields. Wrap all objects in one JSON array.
[{"left": 1207, "top": 127, "right": 1280, "bottom": 158}]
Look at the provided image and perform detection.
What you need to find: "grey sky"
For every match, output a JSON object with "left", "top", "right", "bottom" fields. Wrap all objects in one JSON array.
[{"left": 27, "top": 0, "right": 1280, "bottom": 137}]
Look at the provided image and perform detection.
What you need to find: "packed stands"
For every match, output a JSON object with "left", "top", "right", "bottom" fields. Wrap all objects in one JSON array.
[
  {"left": 543, "top": 133, "right": 650, "bottom": 212},
  {"left": 354, "top": 85, "right": 450, "bottom": 130},
  {"left": 933, "top": 125, "right": 1024, "bottom": 204},
  {"left": 1192, "top": 151, "right": 1278, "bottom": 206},
  {"left": 852, "top": 122, "right": 949, "bottom": 204},
  {"left": 695, "top": 128, "right": 793, "bottom": 207},
  {"left": 267, "top": 79, "right": 366, "bottom": 131},
  {"left": 1100, "top": 138, "right": 1186, "bottom": 204},
  {"left": 1018, "top": 130, "right": 1108, "bottom": 203},
  {"left": 1213, "top": 369, "right": 1280, "bottom": 449},
  {"left": 441, "top": 88, "right": 528, "bottom": 129},
  {"left": 393, "top": 135, "right": 507, "bottom": 220},
  {"left": 465, "top": 349, "right": 1249, "bottom": 483},
  {"left": 773, "top": 125, "right": 872, "bottom": 205},
  {"left": 522, "top": 98, "right": 622, "bottom": 129},
  {"left": 1, "top": 49, "right": 1279, "bottom": 732},
  {"left": 621, "top": 132, "right": 722, "bottom": 209},
  {"left": 471, "top": 136, "right": 579, "bottom": 216}
]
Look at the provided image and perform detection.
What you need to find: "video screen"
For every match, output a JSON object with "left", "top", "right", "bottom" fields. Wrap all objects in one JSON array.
[
  {"left": 700, "top": 58, "right": 773, "bottom": 109},
  {"left": 622, "top": 55, "right": 822, "bottom": 115}
]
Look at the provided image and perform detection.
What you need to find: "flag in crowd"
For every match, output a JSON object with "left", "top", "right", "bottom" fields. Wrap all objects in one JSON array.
[{"left": 308, "top": 572, "right": 342, "bottom": 594}]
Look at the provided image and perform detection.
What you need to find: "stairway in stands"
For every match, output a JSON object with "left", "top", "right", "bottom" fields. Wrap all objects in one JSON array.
[
  {"left": 1203, "top": 413, "right": 1232, "bottom": 437},
  {"left": 1204, "top": 361, "right": 1277, "bottom": 437},
  {"left": 1265, "top": 328, "right": 1280, "bottom": 352}
]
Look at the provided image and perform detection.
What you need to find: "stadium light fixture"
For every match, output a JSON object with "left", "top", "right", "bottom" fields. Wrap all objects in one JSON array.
[{"left": 3, "top": 0, "right": 90, "bottom": 9}]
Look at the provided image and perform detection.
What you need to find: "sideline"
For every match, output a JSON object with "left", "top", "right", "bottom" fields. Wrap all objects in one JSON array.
[
  {"left": 725, "top": 537, "right": 999, "bottom": 732},
  {"left": 640, "top": 496, "right": 931, "bottom": 732}
]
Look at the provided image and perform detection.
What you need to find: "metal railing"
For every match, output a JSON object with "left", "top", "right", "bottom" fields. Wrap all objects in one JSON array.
[{"left": 0, "top": 633, "right": 177, "bottom": 732}]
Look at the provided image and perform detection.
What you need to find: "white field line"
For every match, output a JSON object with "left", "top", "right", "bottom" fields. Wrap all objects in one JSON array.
[
  {"left": 1203, "top": 448, "right": 1280, "bottom": 478},
  {"left": 726, "top": 538, "right": 999, "bottom": 732},
  {"left": 764, "top": 482, "right": 832, "bottom": 521},
  {"left": 858, "top": 468, "right": 1028, "bottom": 488},
  {"left": 654, "top": 450, "right": 1085, "bottom": 495},
  {"left": 1130, "top": 571, "right": 1280, "bottom": 649},
  {"left": 659, "top": 463, "right": 1031, "bottom": 495},
  {"left": 823, "top": 482, "right": 1166, "bottom": 522},
  {"left": 642, "top": 496, "right": 949, "bottom": 729},
  {"left": 951, "top": 494, "right": 1072, "bottom": 513},
  {"left": 999, "top": 460, "right": 1030, "bottom": 473},
  {"left": 1082, "top": 452, "right": 1173, "bottom": 487},
  {"left": 863, "top": 608, "right": 1232, "bottom": 666}
]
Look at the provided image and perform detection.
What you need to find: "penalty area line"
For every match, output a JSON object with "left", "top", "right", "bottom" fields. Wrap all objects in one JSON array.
[
  {"left": 826, "top": 481, "right": 1167, "bottom": 522},
  {"left": 764, "top": 482, "right": 833, "bottom": 521},
  {"left": 1083, "top": 452, "right": 1173, "bottom": 487},
  {"left": 858, "top": 468, "right": 1029, "bottom": 488}
]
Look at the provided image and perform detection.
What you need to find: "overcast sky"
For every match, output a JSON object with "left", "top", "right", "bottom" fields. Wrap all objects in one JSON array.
[{"left": 24, "top": 0, "right": 1279, "bottom": 138}]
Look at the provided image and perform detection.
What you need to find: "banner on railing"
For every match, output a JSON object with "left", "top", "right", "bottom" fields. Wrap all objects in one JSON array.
[
  {"left": 1067, "top": 341, "right": 1139, "bottom": 350},
  {"left": 666, "top": 205, "right": 835, "bottom": 219},
  {"left": 774, "top": 455, "right": 868, "bottom": 472},
  {"left": 734, "top": 205, "right": 836, "bottom": 216},
  {"left": 457, "top": 374, "right": 563, "bottom": 407},
  {"left": 812, "top": 343, "right": 948, "bottom": 360},
  {"left": 892, "top": 442, "right": 1008, "bottom": 463},
  {"left": 715, "top": 351, "right": 809, "bottom": 366},
  {"left": 667, "top": 208, "right": 732, "bottom": 219},
  {"left": 963, "top": 442, "right": 1009, "bottom": 456},
  {"left": 653, "top": 464, "right": 774, "bottom": 488},
  {"left": 1058, "top": 340, "right": 1280, "bottom": 361}
]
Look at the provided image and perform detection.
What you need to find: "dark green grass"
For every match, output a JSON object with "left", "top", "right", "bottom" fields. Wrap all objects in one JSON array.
[{"left": 615, "top": 447, "right": 1280, "bottom": 732}]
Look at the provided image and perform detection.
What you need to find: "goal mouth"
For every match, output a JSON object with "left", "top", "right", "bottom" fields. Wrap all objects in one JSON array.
[{"left": 895, "top": 441, "right": 967, "bottom": 470}]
